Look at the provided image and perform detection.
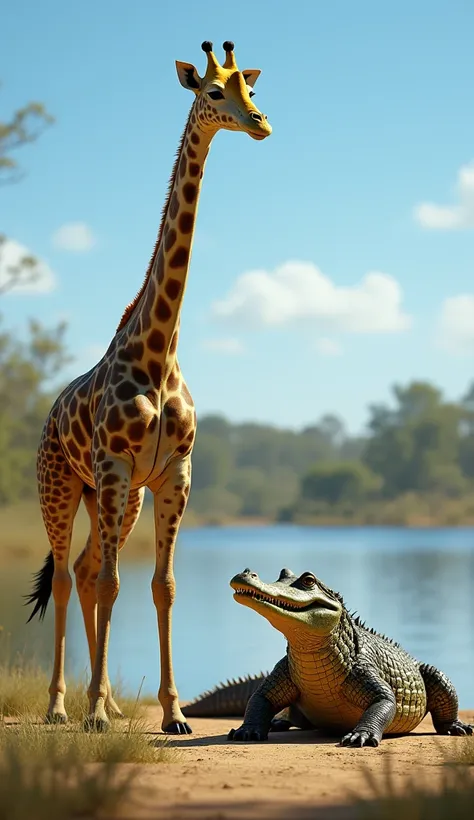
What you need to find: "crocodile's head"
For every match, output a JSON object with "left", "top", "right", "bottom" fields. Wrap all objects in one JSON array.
[{"left": 230, "top": 567, "right": 343, "bottom": 645}]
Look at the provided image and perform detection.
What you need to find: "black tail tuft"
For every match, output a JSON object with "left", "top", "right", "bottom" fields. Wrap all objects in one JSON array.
[{"left": 24, "top": 551, "right": 54, "bottom": 623}]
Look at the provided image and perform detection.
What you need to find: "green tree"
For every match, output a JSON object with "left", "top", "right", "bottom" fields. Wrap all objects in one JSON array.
[
  {"left": 0, "top": 318, "right": 71, "bottom": 504},
  {"left": 301, "top": 461, "right": 381, "bottom": 505},
  {"left": 1, "top": 83, "right": 54, "bottom": 293},
  {"left": 459, "top": 382, "right": 474, "bottom": 479},
  {"left": 363, "top": 382, "right": 462, "bottom": 497},
  {"left": 1, "top": 84, "right": 53, "bottom": 185},
  {"left": 191, "top": 431, "right": 233, "bottom": 492}
]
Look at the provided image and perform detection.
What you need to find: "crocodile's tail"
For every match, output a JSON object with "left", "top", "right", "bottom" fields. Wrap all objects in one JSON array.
[{"left": 181, "top": 673, "right": 267, "bottom": 718}]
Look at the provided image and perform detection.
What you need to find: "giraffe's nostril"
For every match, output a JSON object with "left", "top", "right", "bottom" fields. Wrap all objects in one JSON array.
[{"left": 249, "top": 111, "right": 262, "bottom": 122}]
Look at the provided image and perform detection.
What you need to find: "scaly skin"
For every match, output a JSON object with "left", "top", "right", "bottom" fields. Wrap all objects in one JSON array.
[{"left": 185, "top": 567, "right": 473, "bottom": 748}]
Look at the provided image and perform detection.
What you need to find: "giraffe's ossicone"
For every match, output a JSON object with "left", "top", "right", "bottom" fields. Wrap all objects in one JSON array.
[{"left": 26, "top": 40, "right": 271, "bottom": 734}]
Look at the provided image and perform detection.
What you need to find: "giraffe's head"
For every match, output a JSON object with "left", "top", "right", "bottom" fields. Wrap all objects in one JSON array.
[{"left": 176, "top": 41, "right": 272, "bottom": 141}]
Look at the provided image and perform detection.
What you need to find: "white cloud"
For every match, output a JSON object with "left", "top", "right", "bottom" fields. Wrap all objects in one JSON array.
[
  {"left": 414, "top": 162, "right": 474, "bottom": 230},
  {"left": 0, "top": 238, "right": 55, "bottom": 294},
  {"left": 202, "top": 337, "right": 245, "bottom": 354},
  {"left": 52, "top": 222, "right": 96, "bottom": 252},
  {"left": 212, "top": 261, "right": 411, "bottom": 334},
  {"left": 315, "top": 337, "right": 343, "bottom": 356},
  {"left": 438, "top": 294, "right": 474, "bottom": 354}
]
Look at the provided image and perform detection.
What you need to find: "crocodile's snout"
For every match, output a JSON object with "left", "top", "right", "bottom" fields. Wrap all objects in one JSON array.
[{"left": 231, "top": 568, "right": 259, "bottom": 585}]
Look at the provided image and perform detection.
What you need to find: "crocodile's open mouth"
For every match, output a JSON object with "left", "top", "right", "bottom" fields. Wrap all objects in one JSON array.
[{"left": 233, "top": 587, "right": 332, "bottom": 613}]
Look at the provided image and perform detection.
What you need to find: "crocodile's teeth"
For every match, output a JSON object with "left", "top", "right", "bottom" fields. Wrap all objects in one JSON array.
[{"left": 236, "top": 587, "right": 305, "bottom": 611}]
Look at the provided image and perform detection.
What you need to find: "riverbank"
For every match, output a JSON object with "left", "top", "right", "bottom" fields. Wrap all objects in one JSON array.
[
  {"left": 1, "top": 497, "right": 474, "bottom": 568},
  {"left": 125, "top": 707, "right": 474, "bottom": 819},
  {"left": 3, "top": 706, "right": 473, "bottom": 819}
]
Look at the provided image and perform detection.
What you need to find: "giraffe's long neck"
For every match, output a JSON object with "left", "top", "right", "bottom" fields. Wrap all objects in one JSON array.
[{"left": 123, "top": 105, "right": 215, "bottom": 368}]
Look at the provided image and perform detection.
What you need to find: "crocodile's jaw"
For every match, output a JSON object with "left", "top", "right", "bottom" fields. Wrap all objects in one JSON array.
[{"left": 230, "top": 572, "right": 342, "bottom": 641}]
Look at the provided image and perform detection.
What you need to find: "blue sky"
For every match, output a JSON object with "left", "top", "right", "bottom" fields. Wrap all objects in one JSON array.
[{"left": 2, "top": 0, "right": 473, "bottom": 433}]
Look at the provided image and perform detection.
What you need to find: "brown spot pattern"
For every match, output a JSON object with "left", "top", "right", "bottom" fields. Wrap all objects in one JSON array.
[
  {"left": 164, "top": 228, "right": 177, "bottom": 252},
  {"left": 182, "top": 183, "right": 197, "bottom": 204},
  {"left": 165, "top": 278, "right": 181, "bottom": 300},
  {"left": 169, "top": 247, "right": 189, "bottom": 269},
  {"left": 131, "top": 366, "right": 149, "bottom": 386},
  {"left": 169, "top": 192, "right": 179, "bottom": 220},
  {"left": 148, "top": 361, "right": 162, "bottom": 385},
  {"left": 155, "top": 296, "right": 172, "bottom": 322},
  {"left": 179, "top": 212, "right": 194, "bottom": 234},
  {"left": 115, "top": 381, "right": 136, "bottom": 401}
]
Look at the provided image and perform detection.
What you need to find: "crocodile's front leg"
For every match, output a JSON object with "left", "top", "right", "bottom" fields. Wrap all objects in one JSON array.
[
  {"left": 340, "top": 665, "right": 397, "bottom": 748},
  {"left": 228, "top": 656, "right": 299, "bottom": 742}
]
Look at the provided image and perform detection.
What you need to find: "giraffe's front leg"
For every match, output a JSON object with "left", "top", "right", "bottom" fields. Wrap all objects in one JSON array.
[
  {"left": 85, "top": 456, "right": 132, "bottom": 732},
  {"left": 149, "top": 455, "right": 192, "bottom": 735}
]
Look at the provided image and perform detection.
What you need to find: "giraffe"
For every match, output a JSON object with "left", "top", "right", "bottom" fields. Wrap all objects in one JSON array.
[{"left": 26, "top": 40, "right": 271, "bottom": 734}]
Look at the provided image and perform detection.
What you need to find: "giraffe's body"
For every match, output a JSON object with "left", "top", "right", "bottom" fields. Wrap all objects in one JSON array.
[{"left": 28, "top": 40, "right": 271, "bottom": 733}]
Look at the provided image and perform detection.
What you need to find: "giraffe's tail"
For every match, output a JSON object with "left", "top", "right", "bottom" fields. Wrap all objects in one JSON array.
[{"left": 24, "top": 551, "right": 54, "bottom": 623}]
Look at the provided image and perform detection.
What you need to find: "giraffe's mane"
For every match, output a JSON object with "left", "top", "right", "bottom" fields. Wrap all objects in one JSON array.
[{"left": 115, "top": 105, "right": 194, "bottom": 333}]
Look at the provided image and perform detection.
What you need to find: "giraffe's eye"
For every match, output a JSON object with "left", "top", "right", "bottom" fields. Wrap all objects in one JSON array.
[
  {"left": 300, "top": 574, "right": 316, "bottom": 589},
  {"left": 208, "top": 89, "right": 224, "bottom": 101},
  {"left": 249, "top": 90, "right": 255, "bottom": 98}
]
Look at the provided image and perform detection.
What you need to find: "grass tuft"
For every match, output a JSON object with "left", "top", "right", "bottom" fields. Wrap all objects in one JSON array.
[
  {"left": 1, "top": 635, "right": 173, "bottom": 766},
  {"left": 0, "top": 725, "right": 137, "bottom": 820},
  {"left": 0, "top": 713, "right": 171, "bottom": 765}
]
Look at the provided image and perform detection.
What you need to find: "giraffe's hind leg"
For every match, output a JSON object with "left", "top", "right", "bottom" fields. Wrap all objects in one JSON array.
[
  {"left": 37, "top": 419, "right": 83, "bottom": 723},
  {"left": 74, "top": 486, "right": 145, "bottom": 718},
  {"left": 420, "top": 663, "right": 473, "bottom": 735}
]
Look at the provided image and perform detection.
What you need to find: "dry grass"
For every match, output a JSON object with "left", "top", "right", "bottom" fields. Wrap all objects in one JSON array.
[
  {"left": 0, "top": 726, "right": 137, "bottom": 820},
  {"left": 354, "top": 744, "right": 474, "bottom": 819},
  {"left": 0, "top": 631, "right": 170, "bottom": 765},
  {"left": 0, "top": 712, "right": 171, "bottom": 765}
]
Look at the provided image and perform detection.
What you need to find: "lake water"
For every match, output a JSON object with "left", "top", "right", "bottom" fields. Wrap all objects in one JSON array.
[{"left": 3, "top": 526, "right": 474, "bottom": 709}]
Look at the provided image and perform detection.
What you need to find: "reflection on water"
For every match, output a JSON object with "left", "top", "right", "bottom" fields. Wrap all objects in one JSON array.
[{"left": 2, "top": 526, "right": 474, "bottom": 708}]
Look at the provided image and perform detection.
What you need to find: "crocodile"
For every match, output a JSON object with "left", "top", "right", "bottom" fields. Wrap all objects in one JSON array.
[{"left": 182, "top": 567, "right": 473, "bottom": 747}]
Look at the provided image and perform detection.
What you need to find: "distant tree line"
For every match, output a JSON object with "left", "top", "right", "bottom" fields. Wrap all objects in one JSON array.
[
  {"left": 187, "top": 381, "right": 474, "bottom": 522},
  {"left": 0, "top": 310, "right": 473, "bottom": 522}
]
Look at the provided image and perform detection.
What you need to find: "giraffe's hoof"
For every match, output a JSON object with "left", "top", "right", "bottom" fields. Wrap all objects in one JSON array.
[
  {"left": 45, "top": 711, "right": 68, "bottom": 725},
  {"left": 163, "top": 720, "right": 193, "bottom": 735},
  {"left": 84, "top": 715, "right": 110, "bottom": 733}
]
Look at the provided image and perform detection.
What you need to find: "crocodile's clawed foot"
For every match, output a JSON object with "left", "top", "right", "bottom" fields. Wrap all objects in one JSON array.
[
  {"left": 445, "top": 720, "right": 473, "bottom": 736},
  {"left": 228, "top": 725, "right": 268, "bottom": 742},
  {"left": 341, "top": 730, "right": 380, "bottom": 748},
  {"left": 269, "top": 718, "right": 292, "bottom": 732},
  {"left": 163, "top": 720, "right": 192, "bottom": 735}
]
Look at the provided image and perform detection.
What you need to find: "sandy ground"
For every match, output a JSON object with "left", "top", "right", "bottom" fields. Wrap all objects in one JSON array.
[{"left": 115, "top": 707, "right": 474, "bottom": 819}]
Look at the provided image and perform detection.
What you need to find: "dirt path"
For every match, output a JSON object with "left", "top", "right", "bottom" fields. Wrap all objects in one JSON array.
[{"left": 119, "top": 707, "right": 474, "bottom": 819}]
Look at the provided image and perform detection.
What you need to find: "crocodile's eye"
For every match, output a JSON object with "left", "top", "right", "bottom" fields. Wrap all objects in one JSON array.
[
  {"left": 300, "top": 573, "right": 316, "bottom": 589},
  {"left": 208, "top": 89, "right": 224, "bottom": 101}
]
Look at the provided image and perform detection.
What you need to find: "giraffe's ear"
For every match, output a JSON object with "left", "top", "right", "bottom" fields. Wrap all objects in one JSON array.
[
  {"left": 176, "top": 61, "right": 202, "bottom": 93},
  {"left": 241, "top": 69, "right": 261, "bottom": 88}
]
